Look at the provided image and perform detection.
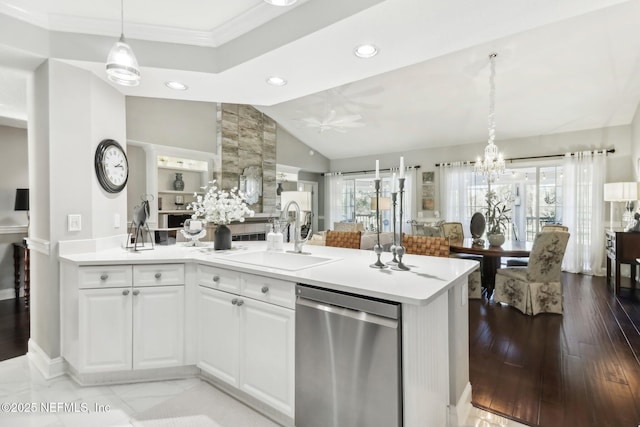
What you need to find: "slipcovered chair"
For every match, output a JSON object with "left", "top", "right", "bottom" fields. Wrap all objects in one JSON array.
[
  {"left": 505, "top": 224, "right": 569, "bottom": 267},
  {"left": 402, "top": 235, "right": 450, "bottom": 257},
  {"left": 333, "top": 222, "right": 365, "bottom": 233},
  {"left": 402, "top": 234, "right": 482, "bottom": 299},
  {"left": 440, "top": 221, "right": 482, "bottom": 298},
  {"left": 494, "top": 231, "right": 570, "bottom": 315},
  {"left": 325, "top": 230, "right": 362, "bottom": 249},
  {"left": 440, "top": 222, "right": 464, "bottom": 242}
]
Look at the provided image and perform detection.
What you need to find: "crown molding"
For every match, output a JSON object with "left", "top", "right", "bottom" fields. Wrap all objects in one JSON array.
[{"left": 0, "top": 0, "right": 308, "bottom": 47}]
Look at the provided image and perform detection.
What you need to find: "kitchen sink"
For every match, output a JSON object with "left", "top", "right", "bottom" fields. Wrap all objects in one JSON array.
[{"left": 227, "top": 251, "right": 340, "bottom": 271}]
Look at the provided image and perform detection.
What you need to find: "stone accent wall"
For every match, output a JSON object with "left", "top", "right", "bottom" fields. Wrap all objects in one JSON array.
[{"left": 220, "top": 103, "right": 276, "bottom": 214}]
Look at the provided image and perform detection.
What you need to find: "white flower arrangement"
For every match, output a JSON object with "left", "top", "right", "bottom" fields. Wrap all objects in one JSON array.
[{"left": 188, "top": 180, "right": 255, "bottom": 225}]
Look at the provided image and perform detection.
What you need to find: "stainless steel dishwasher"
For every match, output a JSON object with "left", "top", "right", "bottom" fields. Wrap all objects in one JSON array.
[{"left": 295, "top": 284, "right": 402, "bottom": 427}]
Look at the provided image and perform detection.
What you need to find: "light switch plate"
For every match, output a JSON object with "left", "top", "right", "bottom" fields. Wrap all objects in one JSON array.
[
  {"left": 114, "top": 213, "right": 120, "bottom": 229},
  {"left": 68, "top": 214, "right": 82, "bottom": 232}
]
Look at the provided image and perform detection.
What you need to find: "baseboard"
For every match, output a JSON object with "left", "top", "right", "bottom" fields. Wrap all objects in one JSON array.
[
  {"left": 27, "top": 339, "right": 66, "bottom": 380},
  {"left": 0, "top": 288, "right": 22, "bottom": 301},
  {"left": 449, "top": 382, "right": 472, "bottom": 426}
]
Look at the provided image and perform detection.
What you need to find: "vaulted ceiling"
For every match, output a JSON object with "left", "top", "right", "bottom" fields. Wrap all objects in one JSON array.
[{"left": 1, "top": 0, "right": 639, "bottom": 159}]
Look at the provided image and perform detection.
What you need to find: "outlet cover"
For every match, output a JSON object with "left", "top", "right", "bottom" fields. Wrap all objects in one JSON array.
[{"left": 68, "top": 214, "right": 82, "bottom": 232}]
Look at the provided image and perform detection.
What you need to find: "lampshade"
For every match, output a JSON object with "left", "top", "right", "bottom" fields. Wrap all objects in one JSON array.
[
  {"left": 14, "top": 188, "right": 29, "bottom": 211},
  {"left": 604, "top": 182, "right": 640, "bottom": 201},
  {"left": 371, "top": 197, "right": 391, "bottom": 210},
  {"left": 281, "top": 191, "right": 311, "bottom": 211},
  {"left": 106, "top": 34, "right": 140, "bottom": 86}
]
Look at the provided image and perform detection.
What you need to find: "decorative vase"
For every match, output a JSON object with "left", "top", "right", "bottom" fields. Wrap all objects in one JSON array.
[
  {"left": 487, "top": 233, "right": 505, "bottom": 247},
  {"left": 214, "top": 224, "right": 232, "bottom": 250},
  {"left": 173, "top": 173, "right": 185, "bottom": 191}
]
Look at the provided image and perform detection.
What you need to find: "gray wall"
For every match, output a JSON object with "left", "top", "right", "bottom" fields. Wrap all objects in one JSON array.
[
  {"left": 276, "top": 126, "right": 330, "bottom": 173},
  {"left": 632, "top": 103, "right": 640, "bottom": 180},
  {"left": 0, "top": 125, "right": 29, "bottom": 295}
]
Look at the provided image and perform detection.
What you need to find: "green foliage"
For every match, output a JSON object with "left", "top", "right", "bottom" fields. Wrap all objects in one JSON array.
[{"left": 485, "top": 190, "right": 511, "bottom": 235}]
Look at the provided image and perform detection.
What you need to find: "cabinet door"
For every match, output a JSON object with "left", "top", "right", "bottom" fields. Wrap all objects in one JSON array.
[
  {"left": 133, "top": 286, "right": 185, "bottom": 370},
  {"left": 239, "top": 297, "right": 295, "bottom": 417},
  {"left": 79, "top": 288, "right": 132, "bottom": 372},
  {"left": 197, "top": 286, "right": 240, "bottom": 386}
]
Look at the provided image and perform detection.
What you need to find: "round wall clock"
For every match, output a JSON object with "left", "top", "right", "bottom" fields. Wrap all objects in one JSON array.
[{"left": 94, "top": 139, "right": 129, "bottom": 193}]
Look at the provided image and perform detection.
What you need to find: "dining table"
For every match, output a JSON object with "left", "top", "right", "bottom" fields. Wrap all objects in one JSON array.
[{"left": 449, "top": 238, "right": 533, "bottom": 298}]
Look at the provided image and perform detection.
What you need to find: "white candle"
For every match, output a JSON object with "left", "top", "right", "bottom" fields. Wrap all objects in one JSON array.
[
  {"left": 189, "top": 220, "right": 202, "bottom": 231},
  {"left": 391, "top": 173, "right": 397, "bottom": 192},
  {"left": 375, "top": 160, "right": 380, "bottom": 179},
  {"left": 399, "top": 156, "right": 405, "bottom": 179}
]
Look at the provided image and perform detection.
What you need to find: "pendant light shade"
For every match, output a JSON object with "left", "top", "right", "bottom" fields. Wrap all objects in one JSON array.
[
  {"left": 106, "top": 0, "right": 140, "bottom": 86},
  {"left": 264, "top": 0, "right": 297, "bottom": 5}
]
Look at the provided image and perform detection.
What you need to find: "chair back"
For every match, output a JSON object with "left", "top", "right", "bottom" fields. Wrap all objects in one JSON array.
[
  {"left": 440, "top": 222, "right": 464, "bottom": 242},
  {"left": 402, "top": 234, "right": 450, "bottom": 257},
  {"left": 526, "top": 231, "right": 570, "bottom": 282},
  {"left": 542, "top": 224, "right": 569, "bottom": 233},
  {"left": 325, "top": 230, "right": 362, "bottom": 249}
]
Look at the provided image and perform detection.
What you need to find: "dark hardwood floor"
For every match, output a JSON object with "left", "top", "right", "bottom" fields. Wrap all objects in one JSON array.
[
  {"left": 1, "top": 275, "right": 639, "bottom": 426},
  {"left": 470, "top": 273, "right": 640, "bottom": 427},
  {"left": 0, "top": 297, "right": 29, "bottom": 362}
]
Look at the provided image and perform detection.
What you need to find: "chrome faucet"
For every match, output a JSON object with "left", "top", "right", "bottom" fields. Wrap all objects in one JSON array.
[{"left": 281, "top": 200, "right": 312, "bottom": 253}]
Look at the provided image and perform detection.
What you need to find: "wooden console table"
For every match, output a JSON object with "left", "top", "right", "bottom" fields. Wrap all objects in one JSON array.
[
  {"left": 12, "top": 240, "right": 30, "bottom": 309},
  {"left": 605, "top": 230, "right": 640, "bottom": 295}
]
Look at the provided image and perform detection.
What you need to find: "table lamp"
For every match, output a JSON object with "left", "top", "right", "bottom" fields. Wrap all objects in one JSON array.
[
  {"left": 14, "top": 188, "right": 29, "bottom": 228},
  {"left": 604, "top": 182, "right": 640, "bottom": 229}
]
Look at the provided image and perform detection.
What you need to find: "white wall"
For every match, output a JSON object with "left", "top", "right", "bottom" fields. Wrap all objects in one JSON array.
[
  {"left": 28, "top": 60, "right": 126, "bottom": 358},
  {"left": 631, "top": 103, "right": 640, "bottom": 180},
  {"left": 330, "top": 125, "right": 633, "bottom": 217}
]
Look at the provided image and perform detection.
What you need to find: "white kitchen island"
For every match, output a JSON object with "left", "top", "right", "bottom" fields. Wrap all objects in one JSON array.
[{"left": 59, "top": 239, "right": 478, "bottom": 427}]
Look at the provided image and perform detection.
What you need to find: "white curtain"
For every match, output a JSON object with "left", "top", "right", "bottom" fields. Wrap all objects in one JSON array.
[
  {"left": 400, "top": 168, "right": 415, "bottom": 234},
  {"left": 438, "top": 162, "right": 474, "bottom": 232},
  {"left": 562, "top": 150, "right": 606, "bottom": 275},
  {"left": 324, "top": 173, "right": 344, "bottom": 229}
]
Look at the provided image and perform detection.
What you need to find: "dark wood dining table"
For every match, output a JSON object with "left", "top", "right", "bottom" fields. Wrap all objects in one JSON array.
[{"left": 449, "top": 238, "right": 532, "bottom": 297}]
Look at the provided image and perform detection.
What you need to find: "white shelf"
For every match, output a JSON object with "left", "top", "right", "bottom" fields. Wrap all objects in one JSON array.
[
  {"left": 158, "top": 190, "right": 202, "bottom": 195},
  {"left": 158, "top": 164, "right": 207, "bottom": 172},
  {"left": 158, "top": 210, "right": 195, "bottom": 215}
]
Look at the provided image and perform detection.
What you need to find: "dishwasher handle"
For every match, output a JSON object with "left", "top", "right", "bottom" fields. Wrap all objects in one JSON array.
[{"left": 296, "top": 297, "right": 398, "bottom": 329}]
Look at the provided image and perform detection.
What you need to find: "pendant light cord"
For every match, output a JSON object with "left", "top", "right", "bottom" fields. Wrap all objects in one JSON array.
[
  {"left": 120, "top": 0, "right": 124, "bottom": 36},
  {"left": 488, "top": 52, "right": 497, "bottom": 144}
]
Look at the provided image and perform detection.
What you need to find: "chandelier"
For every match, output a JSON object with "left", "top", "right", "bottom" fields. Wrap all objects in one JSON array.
[{"left": 474, "top": 52, "right": 505, "bottom": 182}]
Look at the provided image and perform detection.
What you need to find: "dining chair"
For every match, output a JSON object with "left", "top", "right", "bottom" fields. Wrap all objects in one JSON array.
[
  {"left": 402, "top": 234, "right": 482, "bottom": 299},
  {"left": 494, "top": 231, "right": 570, "bottom": 315},
  {"left": 440, "top": 222, "right": 464, "bottom": 242},
  {"left": 505, "top": 224, "right": 569, "bottom": 267},
  {"left": 325, "top": 230, "right": 362, "bottom": 249},
  {"left": 402, "top": 234, "right": 449, "bottom": 257},
  {"left": 440, "top": 221, "right": 483, "bottom": 298}
]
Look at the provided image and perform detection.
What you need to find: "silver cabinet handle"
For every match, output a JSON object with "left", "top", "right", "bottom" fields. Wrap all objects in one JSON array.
[
  {"left": 133, "top": 289, "right": 140, "bottom": 296},
  {"left": 100, "top": 274, "right": 109, "bottom": 281},
  {"left": 236, "top": 299, "right": 244, "bottom": 307},
  {"left": 122, "top": 290, "right": 130, "bottom": 296},
  {"left": 261, "top": 286, "right": 269, "bottom": 294},
  {"left": 154, "top": 272, "right": 162, "bottom": 279},
  {"left": 213, "top": 275, "right": 220, "bottom": 282},
  {"left": 231, "top": 298, "right": 238, "bottom": 305}
]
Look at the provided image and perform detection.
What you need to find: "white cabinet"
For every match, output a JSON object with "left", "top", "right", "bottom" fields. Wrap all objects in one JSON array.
[
  {"left": 70, "top": 264, "right": 185, "bottom": 373},
  {"left": 197, "top": 268, "right": 295, "bottom": 418}
]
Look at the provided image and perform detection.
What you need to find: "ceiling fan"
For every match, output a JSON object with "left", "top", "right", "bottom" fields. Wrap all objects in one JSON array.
[{"left": 298, "top": 109, "right": 365, "bottom": 133}]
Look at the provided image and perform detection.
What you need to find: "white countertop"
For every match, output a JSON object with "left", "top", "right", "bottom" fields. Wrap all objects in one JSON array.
[{"left": 59, "top": 241, "right": 478, "bottom": 306}]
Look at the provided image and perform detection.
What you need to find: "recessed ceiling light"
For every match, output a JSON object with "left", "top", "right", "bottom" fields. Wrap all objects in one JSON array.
[
  {"left": 264, "top": 0, "right": 297, "bottom": 6},
  {"left": 354, "top": 44, "right": 378, "bottom": 58},
  {"left": 266, "top": 76, "right": 287, "bottom": 86},
  {"left": 165, "top": 81, "right": 188, "bottom": 91}
]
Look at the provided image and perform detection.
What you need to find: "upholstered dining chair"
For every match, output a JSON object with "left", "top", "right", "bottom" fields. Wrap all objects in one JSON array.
[
  {"left": 325, "top": 230, "right": 362, "bottom": 249},
  {"left": 542, "top": 224, "right": 569, "bottom": 232},
  {"left": 494, "top": 231, "right": 570, "bottom": 315},
  {"left": 402, "top": 234, "right": 482, "bottom": 299},
  {"left": 505, "top": 224, "right": 570, "bottom": 267},
  {"left": 440, "top": 222, "right": 464, "bottom": 242}
]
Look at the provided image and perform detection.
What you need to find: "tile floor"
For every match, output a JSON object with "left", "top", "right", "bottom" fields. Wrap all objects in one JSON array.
[{"left": 0, "top": 356, "right": 528, "bottom": 427}]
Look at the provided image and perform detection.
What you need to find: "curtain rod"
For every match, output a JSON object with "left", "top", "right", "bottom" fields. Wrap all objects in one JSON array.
[
  {"left": 321, "top": 165, "right": 421, "bottom": 177},
  {"left": 434, "top": 148, "right": 615, "bottom": 167}
]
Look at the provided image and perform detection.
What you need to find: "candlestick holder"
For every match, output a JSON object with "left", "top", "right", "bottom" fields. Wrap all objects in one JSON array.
[
  {"left": 370, "top": 178, "right": 388, "bottom": 269},
  {"left": 387, "top": 192, "right": 399, "bottom": 265},
  {"left": 392, "top": 177, "right": 410, "bottom": 271}
]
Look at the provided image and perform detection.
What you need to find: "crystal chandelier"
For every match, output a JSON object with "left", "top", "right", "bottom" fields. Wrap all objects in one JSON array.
[{"left": 474, "top": 53, "right": 505, "bottom": 182}]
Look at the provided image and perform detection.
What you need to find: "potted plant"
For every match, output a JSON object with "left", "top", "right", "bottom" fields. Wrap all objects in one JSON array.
[{"left": 484, "top": 190, "right": 511, "bottom": 246}]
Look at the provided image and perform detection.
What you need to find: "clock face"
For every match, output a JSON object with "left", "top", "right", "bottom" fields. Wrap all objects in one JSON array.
[{"left": 95, "top": 139, "right": 129, "bottom": 193}]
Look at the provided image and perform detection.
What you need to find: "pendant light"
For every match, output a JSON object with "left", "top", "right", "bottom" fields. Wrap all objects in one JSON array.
[
  {"left": 106, "top": 0, "right": 140, "bottom": 86},
  {"left": 474, "top": 52, "right": 505, "bottom": 183},
  {"left": 264, "top": 0, "right": 298, "bottom": 6}
]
